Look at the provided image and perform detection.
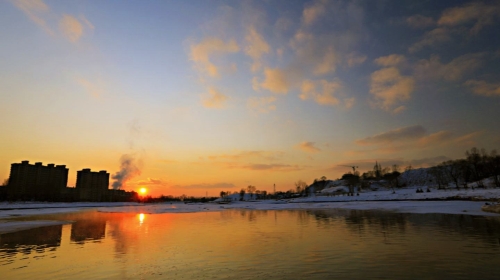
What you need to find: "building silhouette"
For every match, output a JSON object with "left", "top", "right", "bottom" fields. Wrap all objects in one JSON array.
[
  {"left": 7, "top": 161, "right": 68, "bottom": 201},
  {"left": 76, "top": 169, "right": 110, "bottom": 201},
  {"left": 3, "top": 160, "right": 137, "bottom": 202}
]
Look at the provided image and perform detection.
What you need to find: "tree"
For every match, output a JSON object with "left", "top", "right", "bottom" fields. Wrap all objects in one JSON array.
[
  {"left": 295, "top": 180, "right": 308, "bottom": 195},
  {"left": 239, "top": 189, "right": 246, "bottom": 201},
  {"left": 442, "top": 160, "right": 463, "bottom": 189},
  {"left": 429, "top": 165, "right": 447, "bottom": 189},
  {"left": 341, "top": 173, "right": 359, "bottom": 195},
  {"left": 220, "top": 191, "right": 226, "bottom": 198},
  {"left": 247, "top": 185, "right": 256, "bottom": 199},
  {"left": 374, "top": 161, "right": 382, "bottom": 179}
]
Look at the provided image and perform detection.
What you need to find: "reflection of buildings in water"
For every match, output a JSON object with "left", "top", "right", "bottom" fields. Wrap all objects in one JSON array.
[
  {"left": 0, "top": 225, "right": 63, "bottom": 255},
  {"left": 70, "top": 219, "right": 107, "bottom": 243}
]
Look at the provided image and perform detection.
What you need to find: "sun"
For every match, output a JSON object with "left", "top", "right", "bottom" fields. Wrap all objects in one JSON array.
[{"left": 139, "top": 187, "right": 147, "bottom": 195}]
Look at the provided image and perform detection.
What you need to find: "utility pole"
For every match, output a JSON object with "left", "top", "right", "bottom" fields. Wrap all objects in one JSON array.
[{"left": 274, "top": 184, "right": 276, "bottom": 194}]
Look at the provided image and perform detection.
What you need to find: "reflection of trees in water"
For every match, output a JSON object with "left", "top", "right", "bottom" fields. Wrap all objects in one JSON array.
[
  {"left": 414, "top": 214, "right": 500, "bottom": 246},
  {"left": 0, "top": 225, "right": 62, "bottom": 260},
  {"left": 306, "top": 209, "right": 500, "bottom": 246},
  {"left": 220, "top": 209, "right": 270, "bottom": 223}
]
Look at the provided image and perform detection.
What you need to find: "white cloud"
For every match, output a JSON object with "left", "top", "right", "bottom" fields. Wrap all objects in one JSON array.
[
  {"left": 260, "top": 68, "right": 290, "bottom": 94},
  {"left": 202, "top": 87, "right": 229, "bottom": 108},
  {"left": 245, "top": 26, "right": 270, "bottom": 72},
  {"left": 369, "top": 67, "right": 414, "bottom": 112},
  {"left": 190, "top": 38, "right": 240, "bottom": 78},
  {"left": 299, "top": 79, "right": 342, "bottom": 106}
]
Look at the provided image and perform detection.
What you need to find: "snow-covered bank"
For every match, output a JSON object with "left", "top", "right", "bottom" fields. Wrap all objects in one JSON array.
[{"left": 0, "top": 220, "right": 72, "bottom": 234}]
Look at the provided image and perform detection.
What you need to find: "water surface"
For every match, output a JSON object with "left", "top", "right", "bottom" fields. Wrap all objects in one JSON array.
[{"left": 1, "top": 209, "right": 500, "bottom": 279}]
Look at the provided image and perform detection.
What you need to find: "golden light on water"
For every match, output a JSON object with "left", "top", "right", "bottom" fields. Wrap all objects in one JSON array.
[{"left": 139, "top": 213, "right": 145, "bottom": 224}]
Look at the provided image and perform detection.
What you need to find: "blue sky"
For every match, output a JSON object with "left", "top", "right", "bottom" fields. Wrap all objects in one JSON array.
[{"left": 1, "top": 0, "right": 499, "bottom": 196}]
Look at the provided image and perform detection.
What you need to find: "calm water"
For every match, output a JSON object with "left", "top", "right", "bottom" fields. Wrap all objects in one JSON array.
[{"left": 1, "top": 208, "right": 500, "bottom": 279}]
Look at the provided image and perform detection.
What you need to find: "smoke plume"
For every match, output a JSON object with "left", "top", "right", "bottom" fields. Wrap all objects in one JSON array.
[{"left": 112, "top": 154, "right": 141, "bottom": 189}]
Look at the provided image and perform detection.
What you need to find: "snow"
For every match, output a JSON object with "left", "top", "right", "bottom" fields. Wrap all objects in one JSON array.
[{"left": 1, "top": 185, "right": 499, "bottom": 234}]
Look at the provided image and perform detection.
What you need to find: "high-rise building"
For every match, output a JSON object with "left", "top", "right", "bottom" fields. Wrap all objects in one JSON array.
[
  {"left": 76, "top": 169, "right": 109, "bottom": 201},
  {"left": 8, "top": 161, "right": 68, "bottom": 200}
]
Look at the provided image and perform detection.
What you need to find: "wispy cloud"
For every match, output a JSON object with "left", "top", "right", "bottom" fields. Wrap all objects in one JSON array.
[
  {"left": 464, "top": 80, "right": 500, "bottom": 96},
  {"left": 174, "top": 182, "right": 237, "bottom": 190},
  {"left": 356, "top": 125, "right": 426, "bottom": 146},
  {"left": 296, "top": 141, "right": 321, "bottom": 153},
  {"left": 415, "top": 53, "right": 484, "bottom": 82},
  {"left": 247, "top": 96, "right": 277, "bottom": 113},
  {"left": 409, "top": 27, "right": 452, "bottom": 53},
  {"left": 418, "top": 130, "right": 453, "bottom": 146},
  {"left": 59, "top": 14, "right": 83, "bottom": 42},
  {"left": 11, "top": 0, "right": 54, "bottom": 36},
  {"left": 245, "top": 26, "right": 270, "bottom": 72},
  {"left": 438, "top": 2, "right": 500, "bottom": 34},
  {"left": 302, "top": 0, "right": 327, "bottom": 26},
  {"left": 374, "top": 54, "right": 406, "bottom": 67},
  {"left": 406, "top": 14, "right": 435, "bottom": 29},
  {"left": 227, "top": 163, "right": 303, "bottom": 172},
  {"left": 208, "top": 150, "right": 284, "bottom": 161}
]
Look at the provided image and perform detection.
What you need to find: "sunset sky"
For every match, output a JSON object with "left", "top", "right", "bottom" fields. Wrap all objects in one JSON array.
[{"left": 1, "top": 0, "right": 499, "bottom": 197}]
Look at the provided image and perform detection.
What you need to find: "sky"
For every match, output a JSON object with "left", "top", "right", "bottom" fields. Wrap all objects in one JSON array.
[{"left": 1, "top": 0, "right": 499, "bottom": 197}]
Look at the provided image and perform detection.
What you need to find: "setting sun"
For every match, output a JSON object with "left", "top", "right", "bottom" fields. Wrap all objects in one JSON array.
[{"left": 139, "top": 188, "right": 147, "bottom": 195}]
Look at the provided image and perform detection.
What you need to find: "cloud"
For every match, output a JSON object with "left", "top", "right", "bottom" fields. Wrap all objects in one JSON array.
[
  {"left": 202, "top": 87, "right": 228, "bottom": 108},
  {"left": 260, "top": 68, "right": 290, "bottom": 94},
  {"left": 438, "top": 2, "right": 500, "bottom": 34},
  {"left": 415, "top": 53, "right": 484, "bottom": 82},
  {"left": 247, "top": 96, "right": 277, "bottom": 113},
  {"left": 418, "top": 130, "right": 453, "bottom": 146},
  {"left": 189, "top": 38, "right": 240, "bottom": 78},
  {"left": 11, "top": 0, "right": 54, "bottom": 36},
  {"left": 369, "top": 67, "right": 414, "bottom": 112},
  {"left": 296, "top": 141, "right": 321, "bottom": 153},
  {"left": 208, "top": 150, "right": 284, "bottom": 161},
  {"left": 59, "top": 14, "right": 83, "bottom": 42},
  {"left": 299, "top": 79, "right": 342, "bottom": 106},
  {"left": 245, "top": 26, "right": 270, "bottom": 72},
  {"left": 464, "top": 80, "right": 500, "bottom": 96},
  {"left": 314, "top": 47, "right": 338, "bottom": 75},
  {"left": 346, "top": 52, "right": 367, "bottom": 67},
  {"left": 356, "top": 125, "right": 426, "bottom": 146},
  {"left": 406, "top": 14, "right": 435, "bottom": 29},
  {"left": 374, "top": 54, "right": 406, "bottom": 67},
  {"left": 409, "top": 27, "right": 451, "bottom": 53},
  {"left": 343, "top": 97, "right": 355, "bottom": 109},
  {"left": 176, "top": 182, "right": 237, "bottom": 190},
  {"left": 454, "top": 131, "right": 483, "bottom": 146},
  {"left": 409, "top": 156, "right": 451, "bottom": 167},
  {"left": 302, "top": 0, "right": 327, "bottom": 26},
  {"left": 75, "top": 77, "right": 104, "bottom": 98},
  {"left": 136, "top": 178, "right": 164, "bottom": 186},
  {"left": 230, "top": 163, "right": 302, "bottom": 172}
]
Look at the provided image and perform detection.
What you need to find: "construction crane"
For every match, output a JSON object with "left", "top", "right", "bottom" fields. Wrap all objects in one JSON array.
[{"left": 339, "top": 165, "right": 358, "bottom": 172}]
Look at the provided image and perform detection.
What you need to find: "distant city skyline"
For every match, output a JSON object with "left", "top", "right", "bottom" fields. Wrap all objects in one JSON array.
[{"left": 1, "top": 0, "right": 499, "bottom": 197}]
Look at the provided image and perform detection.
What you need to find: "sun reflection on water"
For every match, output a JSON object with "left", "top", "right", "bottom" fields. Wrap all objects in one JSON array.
[{"left": 138, "top": 213, "right": 145, "bottom": 225}]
